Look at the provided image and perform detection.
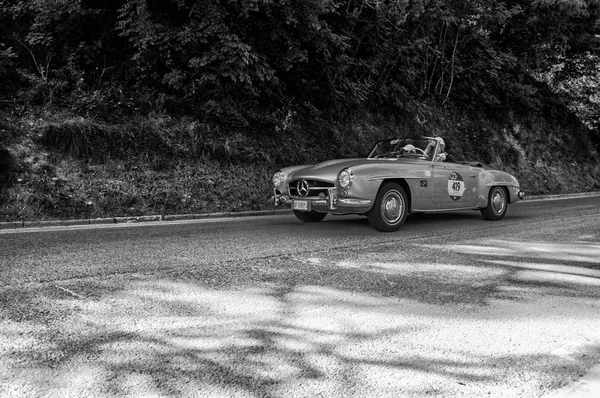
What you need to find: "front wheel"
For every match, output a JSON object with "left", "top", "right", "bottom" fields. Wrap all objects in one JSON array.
[
  {"left": 293, "top": 210, "right": 327, "bottom": 223},
  {"left": 367, "top": 183, "right": 408, "bottom": 232},
  {"left": 480, "top": 186, "right": 508, "bottom": 221}
]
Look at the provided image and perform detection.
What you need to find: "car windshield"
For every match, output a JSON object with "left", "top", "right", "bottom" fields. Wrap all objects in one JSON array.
[{"left": 368, "top": 138, "right": 437, "bottom": 160}]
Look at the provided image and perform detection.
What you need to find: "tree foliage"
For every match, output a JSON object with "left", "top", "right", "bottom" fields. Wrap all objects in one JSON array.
[{"left": 0, "top": 0, "right": 598, "bottom": 136}]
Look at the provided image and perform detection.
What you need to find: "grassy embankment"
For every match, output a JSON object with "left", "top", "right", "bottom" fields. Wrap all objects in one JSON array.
[{"left": 1, "top": 102, "right": 599, "bottom": 222}]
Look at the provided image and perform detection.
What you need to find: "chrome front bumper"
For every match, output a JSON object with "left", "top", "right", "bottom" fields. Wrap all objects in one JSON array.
[{"left": 273, "top": 188, "right": 372, "bottom": 212}]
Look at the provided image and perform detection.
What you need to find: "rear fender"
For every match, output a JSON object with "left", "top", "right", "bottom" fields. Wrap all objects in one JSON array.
[{"left": 477, "top": 171, "right": 521, "bottom": 206}]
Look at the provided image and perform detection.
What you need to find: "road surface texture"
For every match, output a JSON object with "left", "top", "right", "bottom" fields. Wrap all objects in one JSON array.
[{"left": 1, "top": 196, "right": 599, "bottom": 398}]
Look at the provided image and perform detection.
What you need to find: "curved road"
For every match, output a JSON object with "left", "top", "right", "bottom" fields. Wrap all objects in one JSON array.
[{"left": 1, "top": 196, "right": 599, "bottom": 397}]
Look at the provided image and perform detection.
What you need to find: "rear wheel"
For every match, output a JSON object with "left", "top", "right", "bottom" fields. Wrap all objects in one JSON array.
[
  {"left": 367, "top": 183, "right": 408, "bottom": 232},
  {"left": 480, "top": 186, "right": 507, "bottom": 221},
  {"left": 293, "top": 210, "right": 327, "bottom": 223}
]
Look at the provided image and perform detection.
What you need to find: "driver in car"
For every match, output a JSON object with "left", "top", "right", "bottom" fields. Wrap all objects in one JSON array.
[{"left": 425, "top": 137, "right": 447, "bottom": 161}]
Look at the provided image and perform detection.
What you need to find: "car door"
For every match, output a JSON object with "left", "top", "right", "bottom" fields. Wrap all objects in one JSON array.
[{"left": 431, "top": 161, "right": 479, "bottom": 207}]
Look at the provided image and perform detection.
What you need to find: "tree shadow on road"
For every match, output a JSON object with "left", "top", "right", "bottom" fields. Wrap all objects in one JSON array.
[{"left": 1, "top": 235, "right": 600, "bottom": 397}]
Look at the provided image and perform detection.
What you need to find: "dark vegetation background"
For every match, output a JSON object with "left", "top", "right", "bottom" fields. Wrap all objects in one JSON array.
[{"left": 0, "top": 0, "right": 599, "bottom": 221}]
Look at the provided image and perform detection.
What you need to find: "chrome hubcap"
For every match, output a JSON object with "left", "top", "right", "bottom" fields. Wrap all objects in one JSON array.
[
  {"left": 381, "top": 191, "right": 403, "bottom": 224},
  {"left": 492, "top": 189, "right": 506, "bottom": 214}
]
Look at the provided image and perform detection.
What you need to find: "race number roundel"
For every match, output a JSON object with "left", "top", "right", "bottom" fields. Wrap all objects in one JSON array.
[{"left": 448, "top": 172, "right": 466, "bottom": 201}]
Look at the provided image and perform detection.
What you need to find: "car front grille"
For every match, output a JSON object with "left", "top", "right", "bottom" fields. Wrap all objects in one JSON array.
[{"left": 288, "top": 179, "right": 335, "bottom": 198}]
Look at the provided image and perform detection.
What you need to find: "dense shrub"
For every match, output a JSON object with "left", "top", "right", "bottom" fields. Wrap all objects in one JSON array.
[{"left": 0, "top": 148, "right": 15, "bottom": 185}]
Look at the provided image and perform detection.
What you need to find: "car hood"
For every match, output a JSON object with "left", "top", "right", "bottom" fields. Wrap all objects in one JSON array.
[{"left": 287, "top": 158, "right": 424, "bottom": 181}]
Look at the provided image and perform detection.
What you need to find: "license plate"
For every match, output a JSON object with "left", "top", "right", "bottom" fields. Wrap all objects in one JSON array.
[{"left": 293, "top": 200, "right": 309, "bottom": 211}]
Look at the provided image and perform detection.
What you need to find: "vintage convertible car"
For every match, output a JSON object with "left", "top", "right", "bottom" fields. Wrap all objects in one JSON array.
[{"left": 271, "top": 137, "right": 525, "bottom": 232}]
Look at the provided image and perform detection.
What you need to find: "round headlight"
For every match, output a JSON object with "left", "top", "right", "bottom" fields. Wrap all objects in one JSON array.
[
  {"left": 272, "top": 170, "right": 284, "bottom": 187},
  {"left": 338, "top": 168, "right": 353, "bottom": 189}
]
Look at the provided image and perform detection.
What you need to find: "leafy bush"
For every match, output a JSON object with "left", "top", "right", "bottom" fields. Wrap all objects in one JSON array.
[
  {"left": 70, "top": 87, "right": 138, "bottom": 119},
  {"left": 0, "top": 148, "right": 15, "bottom": 202},
  {"left": 0, "top": 43, "right": 17, "bottom": 92}
]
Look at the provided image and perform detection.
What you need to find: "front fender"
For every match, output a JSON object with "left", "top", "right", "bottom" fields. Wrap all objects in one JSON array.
[
  {"left": 346, "top": 165, "right": 432, "bottom": 210},
  {"left": 344, "top": 175, "right": 382, "bottom": 207}
]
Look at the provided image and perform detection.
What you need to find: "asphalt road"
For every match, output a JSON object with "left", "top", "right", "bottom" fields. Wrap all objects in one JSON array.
[{"left": 1, "top": 196, "right": 599, "bottom": 397}]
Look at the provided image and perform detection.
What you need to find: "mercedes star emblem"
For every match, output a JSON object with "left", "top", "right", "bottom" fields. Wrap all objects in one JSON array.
[{"left": 297, "top": 180, "right": 310, "bottom": 197}]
